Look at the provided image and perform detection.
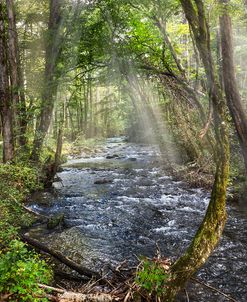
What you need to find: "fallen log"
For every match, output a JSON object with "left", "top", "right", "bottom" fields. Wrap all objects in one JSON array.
[
  {"left": 58, "top": 292, "right": 113, "bottom": 302},
  {"left": 38, "top": 283, "right": 64, "bottom": 294},
  {"left": 21, "top": 234, "right": 100, "bottom": 279},
  {"left": 39, "top": 284, "right": 114, "bottom": 302}
]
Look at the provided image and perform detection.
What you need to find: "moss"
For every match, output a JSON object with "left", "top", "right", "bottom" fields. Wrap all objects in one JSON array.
[
  {"left": 0, "top": 163, "right": 43, "bottom": 244},
  {"left": 47, "top": 213, "right": 64, "bottom": 229}
]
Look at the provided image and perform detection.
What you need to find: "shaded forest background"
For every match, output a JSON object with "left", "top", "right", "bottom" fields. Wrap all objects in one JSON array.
[{"left": 1, "top": 0, "right": 247, "bottom": 169}]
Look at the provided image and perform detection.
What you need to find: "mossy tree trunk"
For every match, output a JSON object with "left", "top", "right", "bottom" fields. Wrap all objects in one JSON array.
[
  {"left": 162, "top": 1, "right": 230, "bottom": 300},
  {"left": 0, "top": 2, "right": 15, "bottom": 162}
]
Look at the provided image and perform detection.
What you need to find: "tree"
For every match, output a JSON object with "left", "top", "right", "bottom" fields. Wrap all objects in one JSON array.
[
  {"left": 6, "top": 0, "right": 27, "bottom": 147},
  {"left": 160, "top": 0, "right": 230, "bottom": 299},
  {"left": 31, "top": 0, "right": 62, "bottom": 161},
  {"left": 219, "top": 0, "right": 247, "bottom": 174},
  {"left": 0, "top": 1, "right": 15, "bottom": 162}
]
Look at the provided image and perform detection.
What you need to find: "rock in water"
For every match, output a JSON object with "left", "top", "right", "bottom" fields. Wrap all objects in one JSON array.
[
  {"left": 94, "top": 178, "right": 113, "bottom": 184},
  {"left": 129, "top": 157, "right": 137, "bottom": 161},
  {"left": 106, "top": 154, "right": 120, "bottom": 159},
  {"left": 47, "top": 213, "right": 65, "bottom": 229}
]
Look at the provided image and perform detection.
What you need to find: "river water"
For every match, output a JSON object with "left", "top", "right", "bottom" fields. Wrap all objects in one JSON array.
[{"left": 29, "top": 138, "right": 247, "bottom": 301}]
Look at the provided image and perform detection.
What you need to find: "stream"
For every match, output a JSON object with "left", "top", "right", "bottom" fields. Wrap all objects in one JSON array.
[{"left": 29, "top": 137, "right": 247, "bottom": 301}]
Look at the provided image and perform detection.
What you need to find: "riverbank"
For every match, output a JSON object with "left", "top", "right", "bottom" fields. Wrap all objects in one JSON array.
[{"left": 0, "top": 163, "right": 53, "bottom": 301}]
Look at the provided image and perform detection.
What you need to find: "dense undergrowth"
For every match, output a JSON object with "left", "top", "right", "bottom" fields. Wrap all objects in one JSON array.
[{"left": 0, "top": 163, "right": 52, "bottom": 301}]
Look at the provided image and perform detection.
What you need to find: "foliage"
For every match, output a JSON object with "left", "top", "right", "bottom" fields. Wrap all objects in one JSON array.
[
  {"left": 0, "top": 240, "right": 52, "bottom": 302},
  {"left": 0, "top": 163, "right": 52, "bottom": 301},
  {"left": 0, "top": 163, "right": 41, "bottom": 197},
  {"left": 0, "top": 163, "right": 42, "bottom": 233},
  {"left": 135, "top": 258, "right": 171, "bottom": 297}
]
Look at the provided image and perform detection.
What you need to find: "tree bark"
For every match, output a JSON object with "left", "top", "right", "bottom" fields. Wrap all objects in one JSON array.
[
  {"left": 6, "top": 0, "right": 27, "bottom": 147},
  {"left": 55, "top": 127, "right": 63, "bottom": 167},
  {"left": 31, "top": 0, "right": 62, "bottom": 161},
  {"left": 219, "top": 0, "right": 247, "bottom": 174},
  {"left": 43, "top": 127, "right": 63, "bottom": 187},
  {"left": 0, "top": 1, "right": 14, "bottom": 162}
]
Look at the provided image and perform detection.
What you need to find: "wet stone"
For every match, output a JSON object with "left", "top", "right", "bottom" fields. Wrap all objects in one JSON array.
[
  {"left": 47, "top": 213, "right": 65, "bottom": 229},
  {"left": 128, "top": 157, "right": 137, "bottom": 161},
  {"left": 94, "top": 178, "right": 113, "bottom": 185},
  {"left": 106, "top": 154, "right": 121, "bottom": 159}
]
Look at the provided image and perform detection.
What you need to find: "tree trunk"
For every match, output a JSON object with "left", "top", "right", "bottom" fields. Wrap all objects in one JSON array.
[
  {"left": 42, "top": 127, "right": 64, "bottom": 188},
  {"left": 55, "top": 127, "right": 63, "bottom": 168},
  {"left": 31, "top": 0, "right": 62, "bottom": 161},
  {"left": 161, "top": 1, "right": 230, "bottom": 300},
  {"left": 219, "top": 0, "right": 247, "bottom": 174},
  {"left": 87, "top": 76, "right": 93, "bottom": 138},
  {"left": 6, "top": 0, "right": 27, "bottom": 147},
  {"left": 0, "top": 2, "right": 14, "bottom": 162}
]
